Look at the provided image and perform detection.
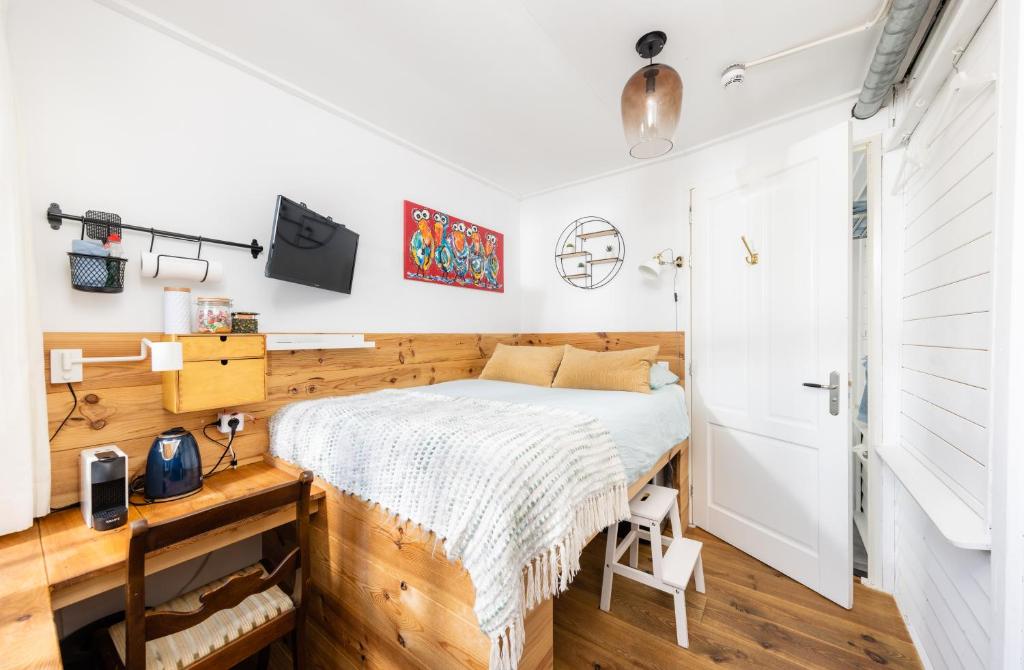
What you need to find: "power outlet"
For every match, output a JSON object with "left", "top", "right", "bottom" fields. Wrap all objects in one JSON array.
[{"left": 217, "top": 411, "right": 245, "bottom": 434}]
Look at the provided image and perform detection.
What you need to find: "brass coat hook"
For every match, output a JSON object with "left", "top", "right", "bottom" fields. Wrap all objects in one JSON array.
[{"left": 741, "top": 235, "right": 759, "bottom": 265}]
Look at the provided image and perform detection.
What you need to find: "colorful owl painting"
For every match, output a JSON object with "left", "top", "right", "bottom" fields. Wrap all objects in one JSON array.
[
  {"left": 408, "top": 208, "right": 434, "bottom": 273},
  {"left": 403, "top": 200, "right": 503, "bottom": 292}
]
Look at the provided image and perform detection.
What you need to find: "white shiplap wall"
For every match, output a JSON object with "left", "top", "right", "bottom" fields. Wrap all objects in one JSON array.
[
  {"left": 894, "top": 11, "right": 998, "bottom": 669},
  {"left": 900, "top": 66, "right": 996, "bottom": 514},
  {"left": 895, "top": 485, "right": 992, "bottom": 669}
]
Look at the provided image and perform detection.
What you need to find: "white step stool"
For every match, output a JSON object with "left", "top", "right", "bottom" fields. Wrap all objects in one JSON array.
[{"left": 600, "top": 484, "right": 705, "bottom": 648}]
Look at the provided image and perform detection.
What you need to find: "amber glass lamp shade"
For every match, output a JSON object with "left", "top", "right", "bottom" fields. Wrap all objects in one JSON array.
[{"left": 621, "top": 63, "right": 683, "bottom": 159}]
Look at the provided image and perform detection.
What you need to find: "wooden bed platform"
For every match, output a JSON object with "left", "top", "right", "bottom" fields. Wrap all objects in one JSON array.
[{"left": 269, "top": 439, "right": 687, "bottom": 670}]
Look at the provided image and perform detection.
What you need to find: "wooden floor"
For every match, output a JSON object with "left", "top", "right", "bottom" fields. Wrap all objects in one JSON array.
[
  {"left": 555, "top": 528, "right": 922, "bottom": 670},
  {"left": 270, "top": 527, "right": 922, "bottom": 669}
]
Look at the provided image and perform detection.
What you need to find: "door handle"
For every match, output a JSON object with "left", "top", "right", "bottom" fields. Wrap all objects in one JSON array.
[{"left": 803, "top": 371, "right": 840, "bottom": 416}]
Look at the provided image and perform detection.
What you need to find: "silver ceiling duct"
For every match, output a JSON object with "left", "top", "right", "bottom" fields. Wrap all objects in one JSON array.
[{"left": 852, "top": 0, "right": 935, "bottom": 120}]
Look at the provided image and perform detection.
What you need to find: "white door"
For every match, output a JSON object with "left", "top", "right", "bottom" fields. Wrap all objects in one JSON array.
[{"left": 691, "top": 123, "right": 852, "bottom": 607}]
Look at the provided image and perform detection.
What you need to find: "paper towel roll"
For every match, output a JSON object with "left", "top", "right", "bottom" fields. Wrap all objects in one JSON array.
[{"left": 140, "top": 252, "right": 223, "bottom": 283}]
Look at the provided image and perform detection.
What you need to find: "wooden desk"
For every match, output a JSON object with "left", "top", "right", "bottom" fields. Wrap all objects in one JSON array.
[
  {"left": 0, "top": 526, "right": 62, "bottom": 669},
  {"left": 38, "top": 461, "right": 324, "bottom": 610}
]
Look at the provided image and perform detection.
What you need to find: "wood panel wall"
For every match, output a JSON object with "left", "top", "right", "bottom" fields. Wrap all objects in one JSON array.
[{"left": 44, "top": 331, "right": 684, "bottom": 508}]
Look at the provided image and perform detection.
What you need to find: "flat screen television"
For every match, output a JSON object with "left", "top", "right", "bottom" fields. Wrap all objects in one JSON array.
[{"left": 265, "top": 196, "right": 358, "bottom": 293}]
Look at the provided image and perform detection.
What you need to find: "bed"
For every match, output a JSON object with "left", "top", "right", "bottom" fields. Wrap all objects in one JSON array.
[
  {"left": 267, "top": 361, "right": 689, "bottom": 670},
  {"left": 420, "top": 380, "right": 689, "bottom": 483}
]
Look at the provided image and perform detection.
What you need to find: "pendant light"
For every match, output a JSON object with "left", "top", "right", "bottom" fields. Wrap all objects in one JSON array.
[{"left": 621, "top": 31, "right": 682, "bottom": 159}]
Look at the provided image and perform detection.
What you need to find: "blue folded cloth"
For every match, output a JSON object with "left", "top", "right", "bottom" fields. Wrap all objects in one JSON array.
[
  {"left": 72, "top": 239, "right": 109, "bottom": 256},
  {"left": 71, "top": 239, "right": 109, "bottom": 287}
]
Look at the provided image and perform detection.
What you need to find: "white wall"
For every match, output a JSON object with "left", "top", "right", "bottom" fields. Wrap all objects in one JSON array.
[
  {"left": 881, "top": 8, "right": 1003, "bottom": 669},
  {"left": 6, "top": 0, "right": 865, "bottom": 341},
  {"left": 895, "top": 18, "right": 997, "bottom": 519},
  {"left": 8, "top": 0, "right": 520, "bottom": 334},
  {"left": 518, "top": 98, "right": 855, "bottom": 335},
  {"left": 988, "top": 1, "right": 1024, "bottom": 666},
  {"left": 894, "top": 484, "right": 992, "bottom": 669}
]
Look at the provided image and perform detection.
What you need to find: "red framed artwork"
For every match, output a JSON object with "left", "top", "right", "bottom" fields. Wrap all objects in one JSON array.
[{"left": 403, "top": 200, "right": 504, "bottom": 292}]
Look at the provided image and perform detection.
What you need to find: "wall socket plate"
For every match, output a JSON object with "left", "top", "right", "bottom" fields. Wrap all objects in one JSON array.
[
  {"left": 217, "top": 411, "right": 245, "bottom": 434},
  {"left": 50, "top": 349, "right": 84, "bottom": 383}
]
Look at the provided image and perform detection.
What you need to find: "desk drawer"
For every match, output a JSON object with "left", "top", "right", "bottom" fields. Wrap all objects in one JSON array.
[
  {"left": 179, "top": 335, "right": 265, "bottom": 361},
  {"left": 174, "top": 358, "right": 266, "bottom": 412}
]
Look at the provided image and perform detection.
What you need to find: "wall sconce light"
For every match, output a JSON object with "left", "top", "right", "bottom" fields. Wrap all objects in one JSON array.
[
  {"left": 638, "top": 249, "right": 685, "bottom": 278},
  {"left": 50, "top": 338, "right": 183, "bottom": 384}
]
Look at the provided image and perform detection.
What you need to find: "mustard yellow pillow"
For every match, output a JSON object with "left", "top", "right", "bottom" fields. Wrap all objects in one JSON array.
[
  {"left": 479, "top": 343, "right": 565, "bottom": 387},
  {"left": 551, "top": 344, "right": 659, "bottom": 394}
]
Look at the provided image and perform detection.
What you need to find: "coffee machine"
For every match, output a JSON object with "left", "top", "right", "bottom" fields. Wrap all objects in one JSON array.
[{"left": 80, "top": 445, "right": 128, "bottom": 531}]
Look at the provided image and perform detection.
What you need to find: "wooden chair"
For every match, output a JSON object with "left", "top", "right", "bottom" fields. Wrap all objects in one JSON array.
[{"left": 97, "top": 470, "right": 314, "bottom": 670}]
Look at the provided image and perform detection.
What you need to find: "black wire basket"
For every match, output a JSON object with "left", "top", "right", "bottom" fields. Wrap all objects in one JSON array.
[{"left": 68, "top": 253, "right": 127, "bottom": 293}]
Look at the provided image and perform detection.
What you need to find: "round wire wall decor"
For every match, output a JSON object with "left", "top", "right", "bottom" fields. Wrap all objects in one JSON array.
[{"left": 554, "top": 216, "right": 624, "bottom": 289}]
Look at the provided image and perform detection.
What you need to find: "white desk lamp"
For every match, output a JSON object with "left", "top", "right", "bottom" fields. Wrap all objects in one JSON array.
[{"left": 50, "top": 338, "right": 183, "bottom": 384}]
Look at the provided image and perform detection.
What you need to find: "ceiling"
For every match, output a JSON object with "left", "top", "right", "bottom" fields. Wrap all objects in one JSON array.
[{"left": 109, "top": 0, "right": 884, "bottom": 197}]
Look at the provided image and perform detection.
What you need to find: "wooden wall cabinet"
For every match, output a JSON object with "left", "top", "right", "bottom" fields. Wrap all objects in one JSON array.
[{"left": 161, "top": 334, "right": 267, "bottom": 413}]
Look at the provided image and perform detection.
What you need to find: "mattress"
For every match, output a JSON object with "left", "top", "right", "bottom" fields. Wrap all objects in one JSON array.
[{"left": 420, "top": 379, "right": 690, "bottom": 482}]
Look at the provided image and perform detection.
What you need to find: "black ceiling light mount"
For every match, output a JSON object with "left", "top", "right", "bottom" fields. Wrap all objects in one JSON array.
[
  {"left": 621, "top": 30, "right": 682, "bottom": 159},
  {"left": 635, "top": 30, "right": 667, "bottom": 61}
]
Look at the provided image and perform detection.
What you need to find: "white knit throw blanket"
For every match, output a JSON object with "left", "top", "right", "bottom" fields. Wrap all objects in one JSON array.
[{"left": 270, "top": 389, "right": 629, "bottom": 670}]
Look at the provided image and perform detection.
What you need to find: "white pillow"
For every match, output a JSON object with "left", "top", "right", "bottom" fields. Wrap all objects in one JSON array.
[{"left": 649, "top": 361, "right": 680, "bottom": 389}]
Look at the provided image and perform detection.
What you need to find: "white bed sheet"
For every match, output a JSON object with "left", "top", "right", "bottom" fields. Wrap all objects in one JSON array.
[{"left": 420, "top": 379, "right": 690, "bottom": 482}]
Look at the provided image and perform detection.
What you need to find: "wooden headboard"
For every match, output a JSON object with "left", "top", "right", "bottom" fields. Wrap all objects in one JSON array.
[{"left": 43, "top": 331, "right": 684, "bottom": 508}]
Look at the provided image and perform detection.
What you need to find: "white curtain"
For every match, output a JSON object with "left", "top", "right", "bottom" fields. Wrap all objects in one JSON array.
[{"left": 0, "top": 1, "right": 50, "bottom": 533}]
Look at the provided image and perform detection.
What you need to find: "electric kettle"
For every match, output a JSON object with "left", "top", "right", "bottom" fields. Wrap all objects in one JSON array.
[{"left": 145, "top": 427, "right": 202, "bottom": 501}]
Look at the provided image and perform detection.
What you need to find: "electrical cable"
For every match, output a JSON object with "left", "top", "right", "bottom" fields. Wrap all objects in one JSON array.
[
  {"left": 202, "top": 421, "right": 229, "bottom": 449},
  {"left": 129, "top": 421, "right": 239, "bottom": 504},
  {"left": 49, "top": 382, "right": 77, "bottom": 442},
  {"left": 202, "top": 421, "right": 238, "bottom": 479},
  {"left": 128, "top": 473, "right": 152, "bottom": 506},
  {"left": 674, "top": 260, "right": 684, "bottom": 376},
  {"left": 47, "top": 387, "right": 91, "bottom": 515}
]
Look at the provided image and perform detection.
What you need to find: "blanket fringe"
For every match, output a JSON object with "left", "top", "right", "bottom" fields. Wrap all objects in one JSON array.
[
  {"left": 489, "top": 481, "right": 630, "bottom": 670},
  {"left": 489, "top": 614, "right": 525, "bottom": 670}
]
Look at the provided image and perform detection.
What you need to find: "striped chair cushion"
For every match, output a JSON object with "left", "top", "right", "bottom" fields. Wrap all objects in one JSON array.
[{"left": 108, "top": 563, "right": 294, "bottom": 669}]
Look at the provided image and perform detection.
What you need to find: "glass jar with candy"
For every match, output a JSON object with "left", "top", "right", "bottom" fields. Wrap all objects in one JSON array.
[{"left": 195, "top": 297, "right": 232, "bottom": 334}]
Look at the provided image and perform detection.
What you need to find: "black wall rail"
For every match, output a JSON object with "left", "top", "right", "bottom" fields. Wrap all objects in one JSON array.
[{"left": 47, "top": 202, "right": 264, "bottom": 259}]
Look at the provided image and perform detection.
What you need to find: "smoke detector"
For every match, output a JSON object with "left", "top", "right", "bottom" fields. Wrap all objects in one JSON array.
[{"left": 721, "top": 64, "right": 746, "bottom": 89}]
